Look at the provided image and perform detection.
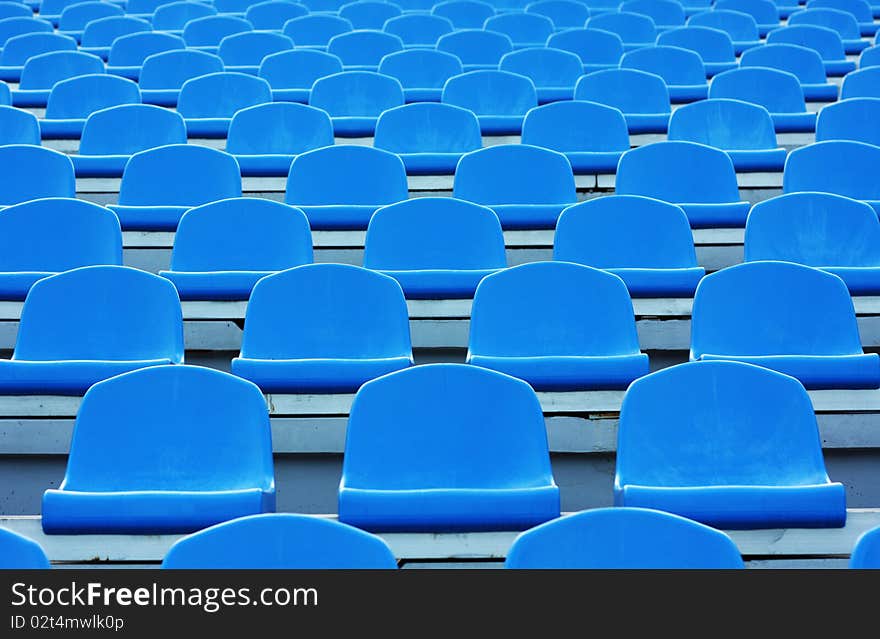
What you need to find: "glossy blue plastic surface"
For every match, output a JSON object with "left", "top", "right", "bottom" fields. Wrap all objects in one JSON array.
[
  {"left": 41, "top": 74, "right": 140, "bottom": 139},
  {"left": 545, "top": 28, "right": 624, "bottom": 72},
  {"left": 574, "top": 68, "right": 671, "bottom": 134},
  {"left": 499, "top": 47, "right": 583, "bottom": 103},
  {"left": 587, "top": 11, "right": 657, "bottom": 49},
  {"left": 0, "top": 104, "right": 39, "bottom": 144},
  {"left": 377, "top": 48, "right": 462, "bottom": 102},
  {"left": 310, "top": 70, "right": 404, "bottom": 136},
  {"left": 789, "top": 7, "right": 868, "bottom": 53},
  {"left": 620, "top": 45, "right": 708, "bottom": 102},
  {"left": 151, "top": 1, "right": 217, "bottom": 31},
  {"left": 383, "top": 14, "right": 453, "bottom": 46},
  {"left": 527, "top": 0, "right": 590, "bottom": 29},
  {"left": 0, "top": 145, "right": 75, "bottom": 206},
  {"left": 139, "top": 49, "right": 224, "bottom": 107},
  {"left": 0, "top": 527, "right": 50, "bottom": 569},
  {"left": 432, "top": 0, "right": 494, "bottom": 28},
  {"left": 14, "top": 50, "right": 104, "bottom": 107},
  {"left": 81, "top": 15, "right": 149, "bottom": 53},
  {"left": 688, "top": 9, "right": 762, "bottom": 53},
  {"left": 0, "top": 32, "right": 77, "bottom": 82},
  {"left": 340, "top": 1, "right": 401, "bottom": 30},
  {"left": 621, "top": 0, "right": 686, "bottom": 27},
  {"left": 327, "top": 29, "right": 403, "bottom": 69},
  {"left": 57, "top": 1, "right": 122, "bottom": 35},
  {"left": 484, "top": 12, "right": 554, "bottom": 47},
  {"left": 766, "top": 25, "right": 855, "bottom": 78},
  {"left": 714, "top": 0, "right": 781, "bottom": 35},
  {"left": 217, "top": 30, "right": 293, "bottom": 72},
  {"left": 245, "top": 0, "right": 308, "bottom": 30},
  {"left": 859, "top": 45, "right": 880, "bottom": 67},
  {"left": 740, "top": 42, "right": 839, "bottom": 101},
  {"left": 841, "top": 66, "right": 880, "bottom": 98},
  {"left": 177, "top": 72, "right": 272, "bottom": 137},
  {"left": 182, "top": 14, "right": 252, "bottom": 48},
  {"left": 441, "top": 69, "right": 537, "bottom": 135},
  {"left": 282, "top": 14, "right": 353, "bottom": 47},
  {"left": 657, "top": 26, "right": 738, "bottom": 76},
  {"left": 850, "top": 525, "right": 880, "bottom": 568},
  {"left": 436, "top": 29, "right": 513, "bottom": 70},
  {"left": 816, "top": 97, "right": 880, "bottom": 146},
  {"left": 258, "top": 49, "right": 343, "bottom": 102}
]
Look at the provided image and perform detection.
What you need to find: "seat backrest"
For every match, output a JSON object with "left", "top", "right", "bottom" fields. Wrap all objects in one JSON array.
[
  {"left": 691, "top": 260, "right": 864, "bottom": 357},
  {"left": 431, "top": 0, "right": 495, "bottom": 29},
  {"left": 285, "top": 145, "right": 408, "bottom": 205},
  {"left": 342, "top": 363, "right": 553, "bottom": 490},
  {"left": 545, "top": 28, "right": 625, "bottom": 66},
  {"left": 171, "top": 198, "right": 312, "bottom": 272},
  {"left": 79, "top": 103, "right": 187, "bottom": 155},
  {"left": 0, "top": 17, "right": 53, "bottom": 47},
  {"left": 499, "top": 47, "right": 584, "bottom": 89},
  {"left": 454, "top": 144, "right": 576, "bottom": 205},
  {"left": 340, "top": 1, "right": 401, "bottom": 30},
  {"left": 713, "top": 0, "right": 780, "bottom": 25},
  {"left": 740, "top": 42, "right": 829, "bottom": 84},
  {"left": 38, "top": 0, "right": 91, "bottom": 15},
  {"left": 327, "top": 29, "right": 404, "bottom": 67},
  {"left": 688, "top": 8, "right": 760, "bottom": 41},
  {"left": 521, "top": 100, "right": 630, "bottom": 152},
  {"left": 766, "top": 24, "right": 847, "bottom": 61},
  {"left": 107, "top": 32, "right": 185, "bottom": 69},
  {"left": 214, "top": 0, "right": 266, "bottom": 11},
  {"left": 177, "top": 72, "right": 272, "bottom": 118},
  {"left": 240, "top": 263, "right": 412, "bottom": 360},
  {"left": 18, "top": 50, "right": 104, "bottom": 90},
  {"left": 161, "top": 514, "right": 398, "bottom": 569},
  {"left": 816, "top": 97, "right": 880, "bottom": 146},
  {"left": 621, "top": 45, "right": 707, "bottom": 85},
  {"left": 0, "top": 105, "right": 40, "bottom": 145},
  {"left": 0, "top": 145, "right": 75, "bottom": 206},
  {"left": 302, "top": 0, "right": 346, "bottom": 9},
  {"left": 118, "top": 144, "right": 242, "bottom": 206},
  {"left": 0, "top": 80, "right": 7, "bottom": 105},
  {"left": 138, "top": 49, "right": 223, "bottom": 90},
  {"left": 657, "top": 25, "right": 736, "bottom": 62},
  {"left": 378, "top": 48, "right": 463, "bottom": 89},
  {"left": 245, "top": 0, "right": 308, "bottom": 30},
  {"left": 226, "top": 101, "right": 335, "bottom": 155},
  {"left": 616, "top": 140, "right": 741, "bottom": 204},
  {"left": 709, "top": 66, "right": 807, "bottom": 113},
  {"left": 0, "top": 32, "right": 77, "bottom": 66},
  {"left": 436, "top": 28, "right": 513, "bottom": 65},
  {"left": 373, "top": 102, "right": 482, "bottom": 153},
  {"left": 58, "top": 2, "right": 123, "bottom": 32},
  {"left": 859, "top": 45, "right": 880, "bottom": 68},
  {"left": 309, "top": 70, "right": 404, "bottom": 117},
  {"left": 850, "top": 525, "right": 880, "bottom": 568},
  {"left": 484, "top": 12, "right": 555, "bottom": 44},
  {"left": 0, "top": 3, "right": 33, "bottom": 19},
  {"left": 554, "top": 195, "right": 699, "bottom": 269},
  {"left": 841, "top": 66, "right": 880, "bottom": 99},
  {"left": 442, "top": 69, "right": 537, "bottom": 116},
  {"left": 151, "top": 1, "right": 217, "bottom": 31},
  {"left": 586, "top": 11, "right": 657, "bottom": 44},
  {"left": 668, "top": 98, "right": 779, "bottom": 151},
  {"left": 505, "top": 507, "right": 744, "bottom": 569},
  {"left": 808, "top": 0, "right": 873, "bottom": 22},
  {"left": 574, "top": 68, "right": 671, "bottom": 114},
  {"left": 61, "top": 365, "right": 271, "bottom": 494},
  {"left": 182, "top": 15, "right": 253, "bottom": 47},
  {"left": 526, "top": 0, "right": 590, "bottom": 29},
  {"left": 258, "top": 49, "right": 343, "bottom": 90},
  {"left": 217, "top": 31, "right": 293, "bottom": 66},
  {"left": 383, "top": 14, "right": 454, "bottom": 46},
  {"left": 80, "top": 15, "right": 150, "bottom": 48},
  {"left": 363, "top": 197, "right": 506, "bottom": 271},
  {"left": 126, "top": 0, "right": 183, "bottom": 12},
  {"left": 783, "top": 139, "right": 880, "bottom": 201},
  {"left": 620, "top": 0, "right": 686, "bottom": 26},
  {"left": 15, "top": 265, "right": 184, "bottom": 362},
  {"left": 45, "top": 74, "right": 140, "bottom": 120},
  {"left": 788, "top": 7, "right": 861, "bottom": 39},
  {"left": 282, "top": 14, "right": 353, "bottom": 47},
  {"left": 0, "top": 527, "right": 50, "bottom": 569}
]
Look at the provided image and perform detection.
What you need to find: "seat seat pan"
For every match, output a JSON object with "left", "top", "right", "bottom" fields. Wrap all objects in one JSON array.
[
  {"left": 231, "top": 356, "right": 413, "bottom": 393},
  {"left": 233, "top": 154, "right": 295, "bottom": 177},
  {"left": 467, "top": 354, "right": 650, "bottom": 391},
  {"left": 72, "top": 155, "right": 130, "bottom": 177},
  {"left": 398, "top": 152, "right": 465, "bottom": 175},
  {"left": 159, "top": 270, "right": 278, "bottom": 300},
  {"left": 605, "top": 267, "right": 705, "bottom": 298},
  {"left": 378, "top": 268, "right": 502, "bottom": 298},
  {"left": 677, "top": 201, "right": 752, "bottom": 228},
  {"left": 0, "top": 272, "right": 58, "bottom": 300},
  {"left": 0, "top": 359, "right": 175, "bottom": 395},
  {"left": 696, "top": 353, "right": 880, "bottom": 389},
  {"left": 819, "top": 266, "right": 880, "bottom": 296},
  {"left": 296, "top": 204, "right": 388, "bottom": 230},
  {"left": 726, "top": 148, "right": 787, "bottom": 173},
  {"left": 108, "top": 205, "right": 192, "bottom": 231},
  {"left": 483, "top": 203, "right": 573, "bottom": 229}
]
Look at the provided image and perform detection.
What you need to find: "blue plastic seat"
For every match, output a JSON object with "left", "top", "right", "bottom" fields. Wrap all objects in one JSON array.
[
  {"left": 688, "top": 9, "right": 762, "bottom": 54},
  {"left": 783, "top": 140, "right": 880, "bottom": 214},
  {"left": 809, "top": 0, "right": 878, "bottom": 36},
  {"left": 0, "top": 3, "right": 33, "bottom": 19},
  {"left": 258, "top": 49, "right": 343, "bottom": 103},
  {"left": 0, "top": 527, "right": 50, "bottom": 568},
  {"left": 453, "top": 144, "right": 576, "bottom": 229},
  {"left": 0, "top": 198, "right": 121, "bottom": 301},
  {"left": 668, "top": 99, "right": 787, "bottom": 172},
  {"left": 245, "top": 0, "right": 307, "bottom": 29},
  {"left": 586, "top": 11, "right": 657, "bottom": 51},
  {"left": 217, "top": 31, "right": 293, "bottom": 75},
  {"left": 0, "top": 79, "right": 7, "bottom": 104},
  {"left": 850, "top": 525, "right": 880, "bottom": 567},
  {"left": 57, "top": 2, "right": 123, "bottom": 42},
  {"left": 13, "top": 50, "right": 104, "bottom": 108},
  {"left": 124, "top": 0, "right": 182, "bottom": 16},
  {"left": 226, "top": 102, "right": 335, "bottom": 176},
  {"left": 574, "top": 68, "right": 671, "bottom": 134},
  {"left": 431, "top": 0, "right": 495, "bottom": 29},
  {"left": 302, "top": 0, "right": 347, "bottom": 9},
  {"left": 161, "top": 514, "right": 398, "bottom": 569},
  {"left": 498, "top": 47, "right": 583, "bottom": 103},
  {"left": 526, "top": 0, "right": 590, "bottom": 29},
  {"left": 0, "top": 266, "right": 184, "bottom": 396},
  {"left": 841, "top": 65, "right": 880, "bottom": 98},
  {"left": 0, "top": 145, "right": 75, "bottom": 206},
  {"left": 767, "top": 25, "right": 856, "bottom": 77},
  {"left": 816, "top": 97, "right": 880, "bottom": 146},
  {"left": 393, "top": 0, "right": 436, "bottom": 9},
  {"left": 309, "top": 70, "right": 404, "bottom": 136},
  {"left": 105, "top": 32, "right": 185, "bottom": 81},
  {"left": 177, "top": 71, "right": 272, "bottom": 138},
  {"left": 42, "top": 365, "right": 273, "bottom": 534},
  {"left": 339, "top": 363, "right": 560, "bottom": 532},
  {"left": 327, "top": 29, "right": 404, "bottom": 70},
  {"left": 383, "top": 14, "right": 454, "bottom": 47},
  {"left": 0, "top": 104, "right": 40, "bottom": 145},
  {"left": 554, "top": 195, "right": 705, "bottom": 297},
  {"left": 40, "top": 74, "right": 141, "bottom": 139},
  {"left": 620, "top": 0, "right": 685, "bottom": 29},
  {"left": 441, "top": 69, "right": 537, "bottom": 135},
  {"left": 373, "top": 102, "right": 481, "bottom": 174},
  {"left": 213, "top": 0, "right": 268, "bottom": 12},
  {"left": 545, "top": 28, "right": 624, "bottom": 74},
  {"left": 111, "top": 144, "right": 242, "bottom": 231},
  {"left": 616, "top": 141, "right": 750, "bottom": 227},
  {"left": 745, "top": 192, "right": 880, "bottom": 295},
  {"left": 620, "top": 45, "right": 708, "bottom": 103},
  {"left": 520, "top": 100, "right": 629, "bottom": 174},
  {"left": 281, "top": 14, "right": 353, "bottom": 48},
  {"left": 0, "top": 18, "right": 52, "bottom": 49},
  {"left": 505, "top": 507, "right": 745, "bottom": 568},
  {"left": 151, "top": 1, "right": 217, "bottom": 32},
  {"left": 340, "top": 1, "right": 401, "bottom": 30},
  {"left": 363, "top": 198, "right": 506, "bottom": 298},
  {"left": 709, "top": 67, "right": 816, "bottom": 133},
  {"left": 436, "top": 29, "right": 513, "bottom": 71},
  {"left": 38, "top": 0, "right": 93, "bottom": 26},
  {"left": 616, "top": 360, "right": 848, "bottom": 527},
  {"left": 377, "top": 48, "right": 462, "bottom": 102},
  {"left": 232, "top": 263, "right": 413, "bottom": 392},
  {"left": 789, "top": 7, "right": 869, "bottom": 53},
  {"left": 657, "top": 26, "right": 738, "bottom": 77},
  {"left": 484, "top": 12, "right": 555, "bottom": 48},
  {"left": 0, "top": 32, "right": 77, "bottom": 82},
  {"left": 79, "top": 16, "right": 151, "bottom": 63},
  {"left": 860, "top": 45, "right": 880, "bottom": 66},
  {"left": 713, "top": 0, "right": 781, "bottom": 37},
  {"left": 285, "top": 145, "right": 408, "bottom": 229},
  {"left": 740, "top": 42, "right": 839, "bottom": 102},
  {"left": 467, "top": 261, "right": 649, "bottom": 390},
  {"left": 691, "top": 261, "right": 880, "bottom": 388},
  {"left": 159, "top": 198, "right": 312, "bottom": 300},
  {"left": 137, "top": 49, "right": 223, "bottom": 107},
  {"left": 182, "top": 14, "right": 253, "bottom": 52}
]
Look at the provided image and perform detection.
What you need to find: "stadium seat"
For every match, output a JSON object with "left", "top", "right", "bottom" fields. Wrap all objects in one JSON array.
[
  {"left": 40, "top": 74, "right": 141, "bottom": 139},
  {"left": 784, "top": 140, "right": 880, "bottom": 213},
  {"left": 616, "top": 141, "right": 750, "bottom": 227},
  {"left": 526, "top": 0, "right": 590, "bottom": 29},
  {"left": 620, "top": 45, "right": 708, "bottom": 102},
  {"left": 586, "top": 11, "right": 657, "bottom": 52},
  {"left": 0, "top": 79, "right": 7, "bottom": 105},
  {"left": 620, "top": 0, "right": 686, "bottom": 29},
  {"left": 860, "top": 45, "right": 880, "bottom": 66},
  {"left": 338, "top": 363, "right": 560, "bottom": 532},
  {"left": 467, "top": 261, "right": 649, "bottom": 390},
  {"left": 709, "top": 67, "right": 817, "bottom": 133},
  {"left": 841, "top": 65, "right": 880, "bottom": 97},
  {"left": 484, "top": 12, "right": 555, "bottom": 48},
  {"left": 363, "top": 198, "right": 506, "bottom": 298},
  {"left": 327, "top": 29, "right": 403, "bottom": 70},
  {"left": 767, "top": 25, "right": 856, "bottom": 77},
  {"left": 0, "top": 3, "right": 32, "bottom": 19},
  {"left": 498, "top": 48, "right": 583, "bottom": 103},
  {"left": 816, "top": 97, "right": 880, "bottom": 145},
  {"left": 0, "top": 145, "right": 75, "bottom": 206},
  {"left": 0, "top": 198, "right": 121, "bottom": 301},
  {"left": 378, "top": 48, "right": 462, "bottom": 102},
  {"left": 0, "top": 18, "right": 52, "bottom": 50},
  {"left": 213, "top": 0, "right": 269, "bottom": 12},
  {"left": 176, "top": 71, "right": 272, "bottom": 138},
  {"left": 615, "top": 360, "right": 848, "bottom": 527},
  {"left": 309, "top": 70, "right": 404, "bottom": 136},
  {"left": 151, "top": 1, "right": 217, "bottom": 33},
  {"left": 340, "top": 1, "right": 401, "bottom": 30},
  {"left": 259, "top": 49, "right": 344, "bottom": 103},
  {"left": 105, "top": 32, "right": 186, "bottom": 81},
  {"left": 574, "top": 68, "right": 671, "bottom": 134},
  {"left": 161, "top": 514, "right": 398, "bottom": 569},
  {"left": 0, "top": 104, "right": 39, "bottom": 145},
  {"left": 740, "top": 42, "right": 839, "bottom": 101},
  {"left": 668, "top": 99, "right": 787, "bottom": 172},
  {"left": 744, "top": 192, "right": 880, "bottom": 295},
  {"left": 57, "top": 2, "right": 123, "bottom": 42},
  {"left": 432, "top": 0, "right": 494, "bottom": 29},
  {"left": 159, "top": 198, "right": 312, "bottom": 300},
  {"left": 436, "top": 29, "right": 513, "bottom": 71},
  {"left": 441, "top": 69, "right": 537, "bottom": 135},
  {"left": 111, "top": 144, "right": 242, "bottom": 231},
  {"left": 302, "top": 0, "right": 347, "bottom": 9},
  {"left": 657, "top": 26, "right": 738, "bottom": 77},
  {"left": 713, "top": 0, "right": 780, "bottom": 37},
  {"left": 139, "top": 49, "right": 224, "bottom": 107},
  {"left": 0, "top": 527, "right": 50, "bottom": 569},
  {"left": 282, "top": 14, "right": 353, "bottom": 48},
  {"left": 123, "top": 0, "right": 176, "bottom": 17},
  {"left": 13, "top": 50, "right": 104, "bottom": 108},
  {"left": 41, "top": 365, "right": 273, "bottom": 534},
  {"left": 36, "top": 0, "right": 87, "bottom": 26},
  {"left": 73, "top": 104, "right": 187, "bottom": 177},
  {"left": 505, "top": 507, "right": 745, "bottom": 569},
  {"left": 0, "top": 32, "right": 77, "bottom": 82},
  {"left": 0, "top": 266, "right": 184, "bottom": 395},
  {"left": 850, "top": 525, "right": 880, "bottom": 568},
  {"left": 285, "top": 145, "right": 408, "bottom": 229},
  {"left": 789, "top": 7, "right": 870, "bottom": 53},
  {"left": 520, "top": 100, "right": 629, "bottom": 174},
  {"left": 182, "top": 15, "right": 253, "bottom": 53},
  {"left": 373, "top": 102, "right": 481, "bottom": 174},
  {"left": 73, "top": 15, "right": 148, "bottom": 61},
  {"left": 383, "top": 14, "right": 454, "bottom": 47},
  {"left": 226, "top": 102, "right": 335, "bottom": 176},
  {"left": 232, "top": 263, "right": 413, "bottom": 392},
  {"left": 691, "top": 261, "right": 880, "bottom": 388},
  {"left": 687, "top": 8, "right": 762, "bottom": 54},
  {"left": 453, "top": 144, "right": 577, "bottom": 228},
  {"left": 554, "top": 195, "right": 705, "bottom": 297},
  {"left": 217, "top": 31, "right": 293, "bottom": 75},
  {"left": 245, "top": 0, "right": 307, "bottom": 29},
  {"left": 545, "top": 28, "right": 624, "bottom": 74}
]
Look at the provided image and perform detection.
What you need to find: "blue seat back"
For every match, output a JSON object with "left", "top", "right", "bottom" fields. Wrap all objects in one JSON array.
[
  {"left": 484, "top": 12, "right": 555, "bottom": 44},
  {"left": 0, "top": 105, "right": 40, "bottom": 145},
  {"left": 45, "top": 74, "right": 141, "bottom": 119},
  {"left": 302, "top": 0, "right": 347, "bottom": 9},
  {"left": 442, "top": 69, "right": 537, "bottom": 116},
  {"left": 688, "top": 9, "right": 760, "bottom": 41},
  {"left": 378, "top": 48, "right": 463, "bottom": 89},
  {"left": 340, "top": 1, "right": 402, "bottom": 30},
  {"left": 383, "top": 14, "right": 454, "bottom": 46},
  {"left": 0, "top": 18, "right": 53, "bottom": 47},
  {"left": 841, "top": 66, "right": 880, "bottom": 98},
  {"left": 766, "top": 25, "right": 848, "bottom": 61},
  {"left": 0, "top": 3, "right": 33, "bottom": 19},
  {"left": 136, "top": 49, "right": 224, "bottom": 90},
  {"left": 19, "top": 50, "right": 104, "bottom": 90},
  {"left": 39, "top": 0, "right": 90, "bottom": 15},
  {"left": 58, "top": 2, "right": 123, "bottom": 32},
  {"left": 709, "top": 67, "right": 807, "bottom": 113},
  {"left": 126, "top": 0, "right": 179, "bottom": 12},
  {"left": 740, "top": 42, "right": 829, "bottom": 84},
  {"left": 0, "top": 527, "right": 50, "bottom": 569},
  {"left": 226, "top": 102, "right": 335, "bottom": 154},
  {"left": 574, "top": 68, "right": 671, "bottom": 114},
  {"left": 859, "top": 46, "right": 880, "bottom": 68},
  {"left": 214, "top": 0, "right": 266, "bottom": 11},
  {"left": 0, "top": 32, "right": 77, "bottom": 66},
  {"left": 327, "top": 29, "right": 404, "bottom": 67},
  {"left": 816, "top": 97, "right": 880, "bottom": 145},
  {"left": 544, "top": 28, "right": 625, "bottom": 66},
  {"left": 151, "top": 1, "right": 217, "bottom": 31},
  {"left": 79, "top": 104, "right": 187, "bottom": 155},
  {"left": 259, "top": 49, "right": 343, "bottom": 89},
  {"left": 182, "top": 15, "right": 253, "bottom": 47},
  {"left": 586, "top": 11, "right": 657, "bottom": 44},
  {"left": 714, "top": 0, "right": 780, "bottom": 25},
  {"left": 108, "top": 32, "right": 185, "bottom": 67},
  {"left": 657, "top": 26, "right": 736, "bottom": 62},
  {"left": 668, "top": 98, "right": 779, "bottom": 150},
  {"left": 621, "top": 45, "right": 706, "bottom": 85},
  {"left": 526, "top": 0, "right": 591, "bottom": 30},
  {"left": 310, "top": 70, "right": 404, "bottom": 116},
  {"left": 0, "top": 145, "right": 75, "bottom": 205},
  {"left": 245, "top": 1, "right": 308, "bottom": 30},
  {"left": 783, "top": 140, "right": 880, "bottom": 201},
  {"left": 431, "top": 0, "right": 495, "bottom": 29},
  {"left": 850, "top": 525, "right": 880, "bottom": 568},
  {"left": 80, "top": 15, "right": 150, "bottom": 48},
  {"left": 217, "top": 31, "right": 293, "bottom": 66},
  {"left": 521, "top": 100, "right": 630, "bottom": 152},
  {"left": 436, "top": 29, "right": 513, "bottom": 66},
  {"left": 789, "top": 7, "right": 861, "bottom": 39},
  {"left": 808, "top": 0, "right": 873, "bottom": 22},
  {"left": 499, "top": 47, "right": 584, "bottom": 88},
  {"left": 282, "top": 15, "right": 353, "bottom": 47},
  {"left": 374, "top": 102, "right": 482, "bottom": 153},
  {"left": 620, "top": 0, "right": 686, "bottom": 26},
  {"left": 177, "top": 72, "right": 272, "bottom": 118}
]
